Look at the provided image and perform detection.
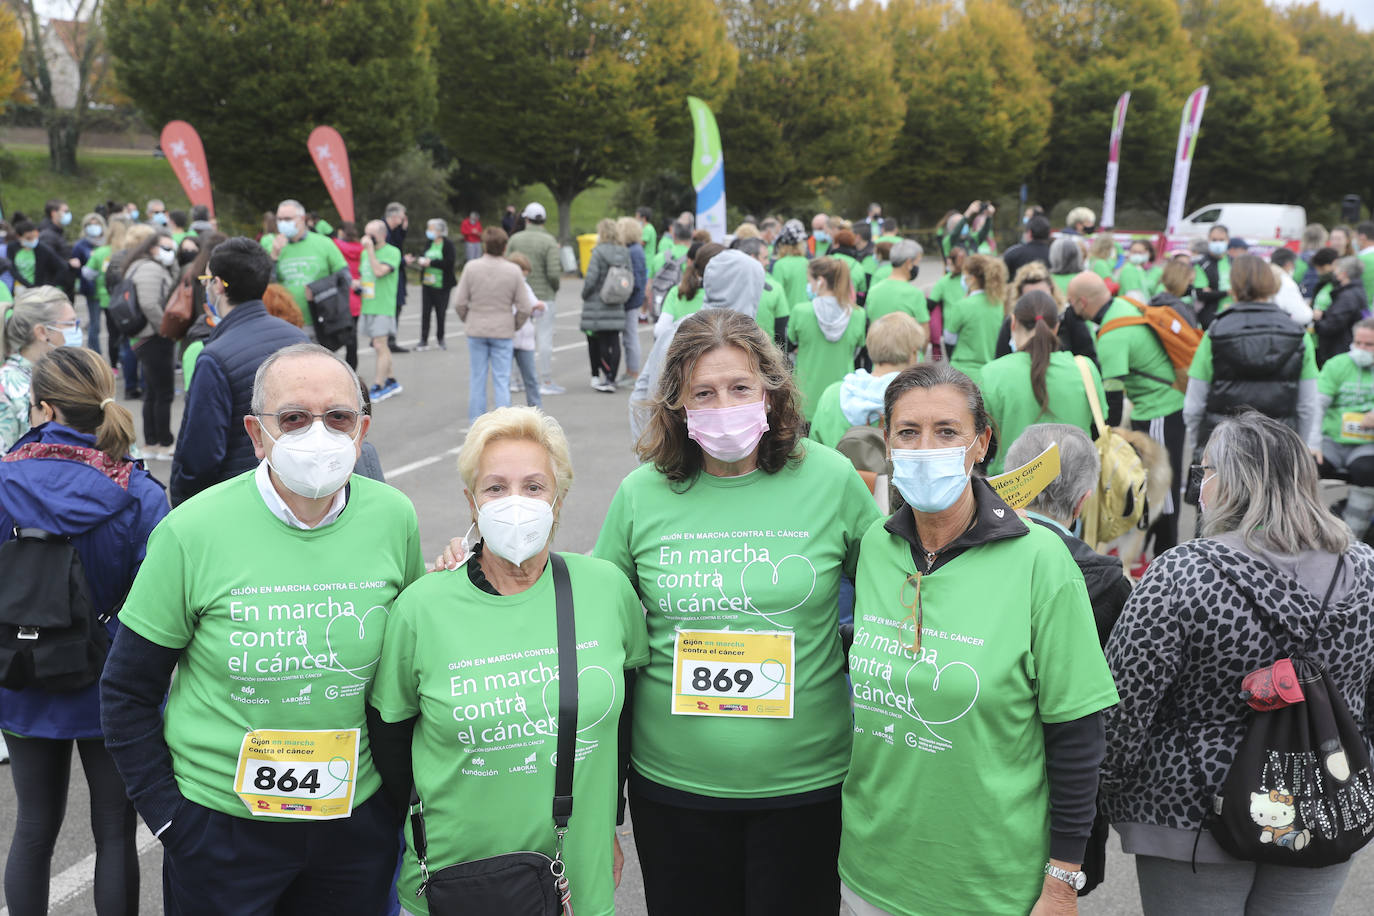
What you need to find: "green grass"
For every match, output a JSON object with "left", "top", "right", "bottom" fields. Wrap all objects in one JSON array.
[
  {"left": 0, "top": 146, "right": 190, "bottom": 223},
  {"left": 515, "top": 180, "right": 623, "bottom": 238}
]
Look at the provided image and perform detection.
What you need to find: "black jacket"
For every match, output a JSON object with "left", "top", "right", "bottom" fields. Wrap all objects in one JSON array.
[
  {"left": 168, "top": 302, "right": 308, "bottom": 506},
  {"left": 994, "top": 306, "right": 1099, "bottom": 366},
  {"left": 1194, "top": 255, "right": 1227, "bottom": 329},
  {"left": 1029, "top": 516, "right": 1132, "bottom": 646},
  {"left": 1002, "top": 239, "right": 1052, "bottom": 278},
  {"left": 1314, "top": 280, "right": 1367, "bottom": 367},
  {"left": 3, "top": 240, "right": 71, "bottom": 291},
  {"left": 1201, "top": 301, "right": 1306, "bottom": 446}
]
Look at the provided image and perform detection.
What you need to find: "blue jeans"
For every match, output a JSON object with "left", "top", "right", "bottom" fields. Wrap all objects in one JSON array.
[
  {"left": 467, "top": 337, "right": 513, "bottom": 423},
  {"left": 513, "top": 348, "right": 541, "bottom": 408}
]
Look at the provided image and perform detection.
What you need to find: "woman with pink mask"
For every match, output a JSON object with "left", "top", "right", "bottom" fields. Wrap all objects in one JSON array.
[{"left": 593, "top": 308, "right": 880, "bottom": 915}]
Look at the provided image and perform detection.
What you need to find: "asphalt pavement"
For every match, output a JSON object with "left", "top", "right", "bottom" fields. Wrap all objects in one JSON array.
[{"left": 1, "top": 262, "right": 1369, "bottom": 914}]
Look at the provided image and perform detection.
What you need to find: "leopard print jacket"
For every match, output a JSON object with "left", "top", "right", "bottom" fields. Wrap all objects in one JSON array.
[{"left": 1101, "top": 537, "right": 1374, "bottom": 830}]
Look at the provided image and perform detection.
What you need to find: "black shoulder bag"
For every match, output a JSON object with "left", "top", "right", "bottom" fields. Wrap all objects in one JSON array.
[
  {"left": 1197, "top": 549, "right": 1374, "bottom": 867},
  {"left": 410, "top": 552, "right": 577, "bottom": 915}
]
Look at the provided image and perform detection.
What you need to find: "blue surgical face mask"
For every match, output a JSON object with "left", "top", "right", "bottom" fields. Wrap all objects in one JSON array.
[
  {"left": 59, "top": 210, "right": 72, "bottom": 226},
  {"left": 128, "top": 209, "right": 139, "bottom": 222},
  {"left": 890, "top": 444, "right": 972, "bottom": 513},
  {"left": 85, "top": 224, "right": 103, "bottom": 238},
  {"left": 805, "top": 282, "right": 817, "bottom": 301},
  {"left": 960, "top": 275, "right": 969, "bottom": 293},
  {"left": 425, "top": 230, "right": 437, "bottom": 241},
  {"left": 277, "top": 219, "right": 299, "bottom": 239},
  {"left": 1208, "top": 240, "right": 1227, "bottom": 257},
  {"left": 59, "top": 324, "right": 84, "bottom": 347},
  {"left": 814, "top": 230, "right": 829, "bottom": 243},
  {"left": 20, "top": 238, "right": 38, "bottom": 250},
  {"left": 152, "top": 212, "right": 168, "bottom": 226}
]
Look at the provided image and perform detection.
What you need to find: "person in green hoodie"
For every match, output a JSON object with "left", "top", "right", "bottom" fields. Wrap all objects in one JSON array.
[{"left": 787, "top": 257, "right": 866, "bottom": 422}]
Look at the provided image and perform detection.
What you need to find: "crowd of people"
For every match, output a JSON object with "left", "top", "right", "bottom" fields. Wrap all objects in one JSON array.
[{"left": 0, "top": 190, "right": 1372, "bottom": 916}]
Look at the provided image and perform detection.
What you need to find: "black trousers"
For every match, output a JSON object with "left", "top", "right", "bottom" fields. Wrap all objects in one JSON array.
[
  {"left": 419, "top": 286, "right": 447, "bottom": 345},
  {"left": 160, "top": 792, "right": 397, "bottom": 916},
  {"left": 1131, "top": 408, "right": 1185, "bottom": 556},
  {"left": 630, "top": 788, "right": 841, "bottom": 916},
  {"left": 587, "top": 330, "right": 621, "bottom": 380},
  {"left": 134, "top": 335, "right": 176, "bottom": 446},
  {"left": 4, "top": 736, "right": 139, "bottom": 916}
]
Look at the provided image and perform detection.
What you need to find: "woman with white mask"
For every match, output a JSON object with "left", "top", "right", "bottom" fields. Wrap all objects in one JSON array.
[
  {"left": 369, "top": 407, "right": 648, "bottom": 916},
  {"left": 593, "top": 309, "right": 880, "bottom": 915},
  {"left": 123, "top": 228, "right": 179, "bottom": 459},
  {"left": 0, "top": 286, "right": 81, "bottom": 451},
  {"left": 839, "top": 362, "right": 1117, "bottom": 916}
]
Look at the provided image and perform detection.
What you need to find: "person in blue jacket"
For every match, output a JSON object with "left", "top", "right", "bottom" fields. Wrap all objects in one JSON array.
[{"left": 0, "top": 345, "right": 168, "bottom": 916}]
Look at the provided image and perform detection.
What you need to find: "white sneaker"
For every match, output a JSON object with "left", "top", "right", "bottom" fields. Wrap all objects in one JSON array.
[
  {"left": 0, "top": 732, "right": 9, "bottom": 764},
  {"left": 511, "top": 379, "right": 524, "bottom": 392},
  {"left": 592, "top": 378, "right": 617, "bottom": 393},
  {"left": 414, "top": 344, "right": 430, "bottom": 352},
  {"left": 539, "top": 383, "right": 566, "bottom": 396}
]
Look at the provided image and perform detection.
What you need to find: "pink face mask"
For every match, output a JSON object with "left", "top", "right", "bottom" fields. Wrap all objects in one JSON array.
[{"left": 685, "top": 400, "right": 769, "bottom": 464}]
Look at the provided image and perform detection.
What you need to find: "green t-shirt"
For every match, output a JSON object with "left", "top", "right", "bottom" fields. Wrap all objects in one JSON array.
[
  {"left": 0, "top": 280, "right": 11, "bottom": 305},
  {"left": 832, "top": 252, "right": 868, "bottom": 296},
  {"left": 1293, "top": 257, "right": 1308, "bottom": 284},
  {"left": 1095, "top": 297, "right": 1186, "bottom": 420},
  {"left": 770, "top": 255, "right": 810, "bottom": 310},
  {"left": 1195, "top": 258, "right": 1232, "bottom": 313},
  {"left": 787, "top": 302, "right": 867, "bottom": 421},
  {"left": 641, "top": 222, "right": 658, "bottom": 257},
  {"left": 926, "top": 272, "right": 966, "bottom": 312},
  {"left": 864, "top": 277, "right": 929, "bottom": 325},
  {"left": 1318, "top": 353, "right": 1374, "bottom": 444},
  {"left": 839, "top": 509, "right": 1119, "bottom": 916},
  {"left": 755, "top": 279, "right": 790, "bottom": 338},
  {"left": 183, "top": 340, "right": 204, "bottom": 391},
  {"left": 263, "top": 232, "right": 347, "bottom": 324},
  {"left": 1314, "top": 281, "right": 1334, "bottom": 315},
  {"left": 662, "top": 287, "right": 704, "bottom": 321},
  {"left": 945, "top": 290, "right": 1002, "bottom": 387},
  {"left": 13, "top": 248, "right": 35, "bottom": 285},
  {"left": 592, "top": 446, "right": 881, "bottom": 798},
  {"left": 1090, "top": 257, "right": 1114, "bottom": 280},
  {"left": 117, "top": 472, "right": 425, "bottom": 819},
  {"left": 1189, "top": 329, "right": 1319, "bottom": 385},
  {"left": 88, "top": 244, "right": 112, "bottom": 308},
  {"left": 809, "top": 379, "right": 851, "bottom": 448},
  {"left": 370, "top": 553, "right": 649, "bottom": 916},
  {"left": 421, "top": 241, "right": 444, "bottom": 289},
  {"left": 1361, "top": 250, "right": 1374, "bottom": 307},
  {"left": 1116, "top": 263, "right": 1161, "bottom": 299},
  {"left": 981, "top": 352, "right": 1107, "bottom": 475},
  {"left": 360, "top": 243, "right": 402, "bottom": 317}
]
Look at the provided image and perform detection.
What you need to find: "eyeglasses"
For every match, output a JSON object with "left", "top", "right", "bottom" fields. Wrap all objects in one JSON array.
[
  {"left": 44, "top": 318, "right": 82, "bottom": 331},
  {"left": 197, "top": 273, "right": 226, "bottom": 289},
  {"left": 257, "top": 408, "right": 361, "bottom": 435},
  {"left": 900, "top": 573, "right": 924, "bottom": 654},
  {"left": 1190, "top": 464, "right": 1215, "bottom": 475}
]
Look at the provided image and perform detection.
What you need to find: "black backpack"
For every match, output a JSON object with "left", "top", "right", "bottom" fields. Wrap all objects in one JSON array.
[
  {"left": 107, "top": 272, "right": 147, "bottom": 337},
  {"left": 0, "top": 527, "right": 112, "bottom": 692},
  {"left": 1198, "top": 550, "right": 1374, "bottom": 867}
]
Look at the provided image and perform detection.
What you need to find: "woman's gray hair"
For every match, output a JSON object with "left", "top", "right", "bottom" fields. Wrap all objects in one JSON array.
[
  {"left": 1203, "top": 411, "right": 1350, "bottom": 554},
  {"left": 1004, "top": 424, "right": 1100, "bottom": 524},
  {"left": 1336, "top": 255, "right": 1363, "bottom": 281},
  {"left": 2, "top": 286, "right": 69, "bottom": 357},
  {"left": 1049, "top": 237, "right": 1082, "bottom": 274},
  {"left": 428, "top": 218, "right": 448, "bottom": 237},
  {"left": 890, "top": 239, "right": 922, "bottom": 267},
  {"left": 251, "top": 342, "right": 364, "bottom": 414}
]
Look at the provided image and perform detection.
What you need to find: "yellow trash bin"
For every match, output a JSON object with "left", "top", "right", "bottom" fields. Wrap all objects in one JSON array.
[{"left": 577, "top": 234, "right": 597, "bottom": 276}]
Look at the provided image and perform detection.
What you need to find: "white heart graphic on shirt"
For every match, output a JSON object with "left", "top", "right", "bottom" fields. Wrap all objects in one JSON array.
[
  {"left": 898, "top": 657, "right": 981, "bottom": 740},
  {"left": 529, "top": 664, "right": 617, "bottom": 747},
  {"left": 322, "top": 604, "right": 388, "bottom": 681},
  {"left": 738, "top": 554, "right": 817, "bottom": 629}
]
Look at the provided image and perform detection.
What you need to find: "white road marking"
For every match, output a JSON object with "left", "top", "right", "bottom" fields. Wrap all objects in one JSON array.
[{"left": 387, "top": 445, "right": 463, "bottom": 480}]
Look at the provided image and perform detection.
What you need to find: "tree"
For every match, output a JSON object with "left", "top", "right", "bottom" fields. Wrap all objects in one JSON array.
[
  {"left": 432, "top": 0, "right": 733, "bottom": 242},
  {"left": 1284, "top": 3, "right": 1374, "bottom": 211},
  {"left": 1179, "top": 0, "right": 1330, "bottom": 207},
  {"left": 1010, "top": 0, "right": 1199, "bottom": 215},
  {"left": 106, "top": 0, "right": 434, "bottom": 218},
  {"left": 0, "top": 6, "right": 22, "bottom": 106},
  {"left": 15, "top": 0, "right": 111, "bottom": 174},
  {"left": 715, "top": 0, "right": 905, "bottom": 214},
  {"left": 870, "top": 0, "right": 1050, "bottom": 214}
]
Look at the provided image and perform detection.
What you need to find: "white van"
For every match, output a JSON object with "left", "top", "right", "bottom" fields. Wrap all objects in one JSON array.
[{"left": 1174, "top": 203, "right": 1306, "bottom": 243}]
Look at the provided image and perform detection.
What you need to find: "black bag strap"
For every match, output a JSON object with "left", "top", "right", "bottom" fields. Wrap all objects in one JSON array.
[
  {"left": 14, "top": 526, "right": 64, "bottom": 543},
  {"left": 1194, "top": 544, "right": 1345, "bottom": 656},
  {"left": 410, "top": 552, "right": 578, "bottom": 881}
]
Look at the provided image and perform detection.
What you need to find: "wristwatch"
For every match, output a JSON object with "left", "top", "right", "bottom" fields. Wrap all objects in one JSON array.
[{"left": 1044, "top": 862, "right": 1086, "bottom": 891}]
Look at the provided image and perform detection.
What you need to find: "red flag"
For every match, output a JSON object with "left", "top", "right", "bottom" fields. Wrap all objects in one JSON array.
[
  {"left": 159, "top": 121, "right": 214, "bottom": 217},
  {"left": 308, "top": 126, "right": 354, "bottom": 224}
]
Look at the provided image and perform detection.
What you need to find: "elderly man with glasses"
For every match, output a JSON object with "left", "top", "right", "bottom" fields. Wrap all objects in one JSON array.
[
  {"left": 102, "top": 340, "right": 425, "bottom": 916},
  {"left": 168, "top": 238, "right": 308, "bottom": 506}
]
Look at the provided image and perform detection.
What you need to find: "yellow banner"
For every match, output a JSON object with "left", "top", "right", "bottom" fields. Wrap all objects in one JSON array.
[{"left": 987, "top": 442, "right": 1061, "bottom": 510}]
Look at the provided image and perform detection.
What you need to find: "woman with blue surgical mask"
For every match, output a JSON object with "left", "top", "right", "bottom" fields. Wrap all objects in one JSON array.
[
  {"left": 0, "top": 286, "right": 81, "bottom": 452},
  {"left": 840, "top": 362, "right": 1118, "bottom": 916}
]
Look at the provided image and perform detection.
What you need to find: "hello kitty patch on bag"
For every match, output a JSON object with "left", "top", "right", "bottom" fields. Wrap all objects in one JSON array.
[{"left": 1198, "top": 551, "right": 1374, "bottom": 868}]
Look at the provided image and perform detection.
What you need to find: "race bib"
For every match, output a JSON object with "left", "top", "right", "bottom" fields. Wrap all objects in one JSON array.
[
  {"left": 1342, "top": 412, "right": 1374, "bottom": 441},
  {"left": 422, "top": 266, "right": 442, "bottom": 288},
  {"left": 671, "top": 629, "right": 793, "bottom": 719},
  {"left": 361, "top": 279, "right": 376, "bottom": 300},
  {"left": 233, "top": 728, "right": 359, "bottom": 819}
]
